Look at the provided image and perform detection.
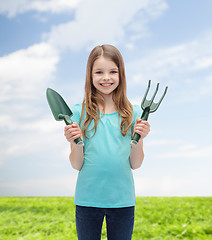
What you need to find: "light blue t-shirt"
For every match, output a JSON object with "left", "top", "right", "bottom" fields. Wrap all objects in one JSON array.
[{"left": 71, "top": 104, "right": 142, "bottom": 208}]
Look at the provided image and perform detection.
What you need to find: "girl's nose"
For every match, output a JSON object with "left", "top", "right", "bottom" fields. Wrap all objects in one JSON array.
[{"left": 103, "top": 73, "right": 110, "bottom": 80}]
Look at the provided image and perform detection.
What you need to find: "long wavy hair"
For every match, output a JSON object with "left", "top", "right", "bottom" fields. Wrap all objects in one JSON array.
[{"left": 79, "top": 44, "right": 133, "bottom": 139}]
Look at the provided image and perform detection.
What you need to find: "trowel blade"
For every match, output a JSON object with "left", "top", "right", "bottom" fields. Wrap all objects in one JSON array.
[{"left": 46, "top": 88, "right": 73, "bottom": 121}]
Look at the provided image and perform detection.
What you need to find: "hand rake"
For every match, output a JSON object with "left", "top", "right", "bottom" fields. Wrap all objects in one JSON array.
[{"left": 130, "top": 80, "right": 168, "bottom": 146}]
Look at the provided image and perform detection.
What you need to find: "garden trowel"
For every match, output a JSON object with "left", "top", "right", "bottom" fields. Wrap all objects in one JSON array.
[{"left": 46, "top": 88, "right": 84, "bottom": 147}]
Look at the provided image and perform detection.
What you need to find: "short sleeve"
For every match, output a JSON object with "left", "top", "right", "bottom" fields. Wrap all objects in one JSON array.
[
  {"left": 71, "top": 104, "right": 82, "bottom": 125},
  {"left": 132, "top": 105, "right": 142, "bottom": 126}
]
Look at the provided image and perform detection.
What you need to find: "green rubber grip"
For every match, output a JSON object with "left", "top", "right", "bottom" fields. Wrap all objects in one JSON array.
[
  {"left": 131, "top": 132, "right": 141, "bottom": 143},
  {"left": 59, "top": 114, "right": 84, "bottom": 146},
  {"left": 130, "top": 108, "right": 149, "bottom": 147}
]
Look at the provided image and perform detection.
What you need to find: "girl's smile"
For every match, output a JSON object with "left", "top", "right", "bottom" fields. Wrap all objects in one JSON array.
[{"left": 99, "top": 83, "right": 113, "bottom": 87}]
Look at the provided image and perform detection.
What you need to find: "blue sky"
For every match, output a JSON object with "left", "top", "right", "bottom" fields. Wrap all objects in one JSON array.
[{"left": 0, "top": 0, "right": 211, "bottom": 197}]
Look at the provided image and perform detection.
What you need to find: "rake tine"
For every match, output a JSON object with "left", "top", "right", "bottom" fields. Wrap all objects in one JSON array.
[
  {"left": 141, "top": 80, "right": 151, "bottom": 109},
  {"left": 150, "top": 86, "right": 168, "bottom": 112},
  {"left": 149, "top": 82, "right": 159, "bottom": 106}
]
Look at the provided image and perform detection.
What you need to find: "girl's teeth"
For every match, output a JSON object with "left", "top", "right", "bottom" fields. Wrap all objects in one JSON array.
[{"left": 101, "top": 83, "right": 112, "bottom": 86}]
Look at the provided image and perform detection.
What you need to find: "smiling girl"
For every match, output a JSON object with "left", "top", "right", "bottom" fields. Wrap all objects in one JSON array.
[{"left": 64, "top": 45, "right": 150, "bottom": 240}]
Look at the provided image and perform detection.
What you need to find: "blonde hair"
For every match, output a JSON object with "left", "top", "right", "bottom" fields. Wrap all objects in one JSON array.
[{"left": 79, "top": 44, "right": 133, "bottom": 139}]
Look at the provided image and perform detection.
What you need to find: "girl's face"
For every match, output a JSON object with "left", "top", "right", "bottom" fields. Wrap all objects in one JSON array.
[{"left": 92, "top": 56, "right": 119, "bottom": 98}]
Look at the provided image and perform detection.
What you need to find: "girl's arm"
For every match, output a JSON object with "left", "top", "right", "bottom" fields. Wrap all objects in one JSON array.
[
  {"left": 130, "top": 139, "right": 144, "bottom": 169},
  {"left": 69, "top": 142, "right": 84, "bottom": 171},
  {"left": 64, "top": 123, "right": 84, "bottom": 171},
  {"left": 130, "top": 118, "right": 150, "bottom": 170}
]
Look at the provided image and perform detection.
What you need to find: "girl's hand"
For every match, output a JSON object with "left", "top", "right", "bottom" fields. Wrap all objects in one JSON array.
[
  {"left": 133, "top": 118, "right": 150, "bottom": 140},
  {"left": 64, "top": 122, "right": 83, "bottom": 144}
]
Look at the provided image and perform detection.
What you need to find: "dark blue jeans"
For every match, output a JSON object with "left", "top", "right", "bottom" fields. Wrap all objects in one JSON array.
[{"left": 75, "top": 205, "right": 135, "bottom": 240}]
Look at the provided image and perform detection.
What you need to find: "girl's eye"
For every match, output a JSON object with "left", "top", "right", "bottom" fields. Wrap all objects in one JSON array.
[
  {"left": 96, "top": 71, "right": 102, "bottom": 74},
  {"left": 111, "top": 71, "right": 118, "bottom": 74}
]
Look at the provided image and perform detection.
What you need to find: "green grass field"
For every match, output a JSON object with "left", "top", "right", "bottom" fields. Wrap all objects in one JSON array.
[{"left": 0, "top": 197, "right": 211, "bottom": 240}]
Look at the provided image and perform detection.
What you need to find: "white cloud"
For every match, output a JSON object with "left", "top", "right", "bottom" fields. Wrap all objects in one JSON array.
[
  {"left": 0, "top": 42, "right": 61, "bottom": 164},
  {"left": 0, "top": 0, "right": 168, "bottom": 52},
  {"left": 0, "top": 42, "right": 59, "bottom": 101},
  {"left": 143, "top": 137, "right": 212, "bottom": 162},
  {"left": 0, "top": 117, "right": 68, "bottom": 166},
  {"left": 129, "top": 39, "right": 212, "bottom": 84},
  {"left": 46, "top": 0, "right": 168, "bottom": 51},
  {"left": 1, "top": 173, "right": 210, "bottom": 196},
  {"left": 146, "top": 139, "right": 181, "bottom": 147},
  {"left": 0, "top": 0, "right": 79, "bottom": 18},
  {"left": 0, "top": 175, "right": 78, "bottom": 196},
  {"left": 127, "top": 32, "right": 212, "bottom": 103},
  {"left": 134, "top": 175, "right": 211, "bottom": 196},
  {"left": 199, "top": 74, "right": 212, "bottom": 96},
  {"left": 156, "top": 144, "right": 212, "bottom": 160}
]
